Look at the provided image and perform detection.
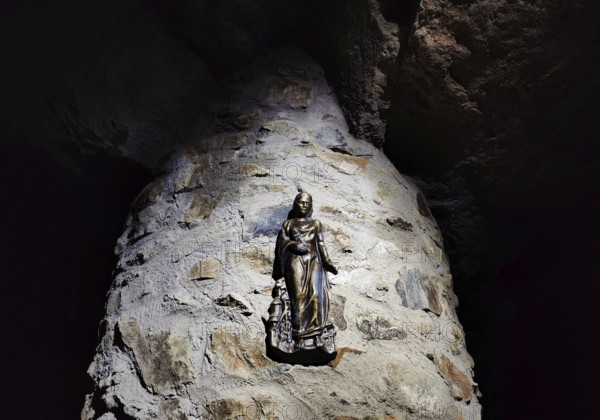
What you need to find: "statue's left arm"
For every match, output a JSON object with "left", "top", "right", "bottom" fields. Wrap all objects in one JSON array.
[{"left": 316, "top": 220, "right": 338, "bottom": 275}]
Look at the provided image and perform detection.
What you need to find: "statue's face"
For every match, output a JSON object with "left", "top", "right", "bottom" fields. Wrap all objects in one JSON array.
[{"left": 295, "top": 193, "right": 312, "bottom": 217}]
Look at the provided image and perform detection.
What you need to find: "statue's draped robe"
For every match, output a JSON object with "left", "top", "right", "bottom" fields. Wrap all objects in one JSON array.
[{"left": 273, "top": 218, "right": 330, "bottom": 339}]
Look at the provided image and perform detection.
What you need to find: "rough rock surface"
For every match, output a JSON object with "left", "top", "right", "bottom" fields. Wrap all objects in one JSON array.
[
  {"left": 304, "top": 4, "right": 599, "bottom": 411},
  {"left": 304, "top": 0, "right": 403, "bottom": 147},
  {"left": 385, "top": 0, "right": 599, "bottom": 199},
  {"left": 83, "top": 49, "right": 481, "bottom": 419},
  {"left": 307, "top": 0, "right": 599, "bottom": 187}
]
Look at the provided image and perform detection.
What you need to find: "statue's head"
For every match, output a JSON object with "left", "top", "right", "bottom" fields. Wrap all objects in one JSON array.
[{"left": 292, "top": 191, "right": 313, "bottom": 218}]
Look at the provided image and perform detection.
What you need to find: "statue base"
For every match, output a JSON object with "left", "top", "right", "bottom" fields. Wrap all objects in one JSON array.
[
  {"left": 267, "top": 324, "right": 337, "bottom": 365},
  {"left": 266, "top": 293, "right": 337, "bottom": 365}
]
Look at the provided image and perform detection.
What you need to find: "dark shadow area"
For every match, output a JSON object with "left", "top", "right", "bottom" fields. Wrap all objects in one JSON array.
[
  {"left": 385, "top": 158, "right": 600, "bottom": 420},
  {"left": 491, "top": 191, "right": 600, "bottom": 419},
  {"left": 379, "top": 0, "right": 418, "bottom": 26},
  {"left": 147, "top": 0, "right": 307, "bottom": 79},
  {"left": 382, "top": 11, "right": 600, "bottom": 412},
  {"left": 382, "top": 104, "right": 464, "bottom": 178},
  {"left": 0, "top": 145, "right": 150, "bottom": 419},
  {"left": 384, "top": 64, "right": 600, "bottom": 419}
]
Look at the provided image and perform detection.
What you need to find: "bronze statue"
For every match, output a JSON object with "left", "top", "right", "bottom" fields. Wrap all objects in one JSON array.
[{"left": 267, "top": 191, "right": 338, "bottom": 363}]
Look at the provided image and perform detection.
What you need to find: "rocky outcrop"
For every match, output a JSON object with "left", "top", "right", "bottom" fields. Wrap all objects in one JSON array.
[
  {"left": 386, "top": 0, "right": 599, "bottom": 196},
  {"left": 305, "top": 0, "right": 599, "bottom": 192},
  {"left": 305, "top": 4, "right": 599, "bottom": 413},
  {"left": 83, "top": 49, "right": 480, "bottom": 419},
  {"left": 304, "top": 0, "right": 403, "bottom": 147}
]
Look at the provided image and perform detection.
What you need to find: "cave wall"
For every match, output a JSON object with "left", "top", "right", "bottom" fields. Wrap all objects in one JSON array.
[
  {"left": 384, "top": 0, "right": 599, "bottom": 199},
  {"left": 82, "top": 47, "right": 481, "bottom": 420},
  {"left": 298, "top": 2, "right": 600, "bottom": 416},
  {"left": 2, "top": 0, "right": 599, "bottom": 418}
]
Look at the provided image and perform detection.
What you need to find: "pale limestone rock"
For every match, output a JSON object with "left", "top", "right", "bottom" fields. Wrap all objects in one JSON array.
[
  {"left": 157, "top": 399, "right": 189, "bottom": 420},
  {"left": 115, "top": 318, "right": 192, "bottom": 394},
  {"left": 330, "top": 294, "right": 348, "bottom": 331},
  {"left": 208, "top": 323, "right": 277, "bottom": 376},
  {"left": 174, "top": 157, "right": 210, "bottom": 193},
  {"left": 183, "top": 193, "right": 219, "bottom": 224},
  {"left": 214, "top": 293, "right": 254, "bottom": 316},
  {"left": 260, "top": 120, "right": 300, "bottom": 137},
  {"left": 240, "top": 163, "right": 272, "bottom": 178},
  {"left": 261, "top": 77, "right": 312, "bottom": 109},
  {"left": 83, "top": 48, "right": 480, "bottom": 420},
  {"left": 434, "top": 353, "right": 474, "bottom": 402},
  {"left": 205, "top": 395, "right": 279, "bottom": 420},
  {"left": 395, "top": 268, "right": 443, "bottom": 316},
  {"left": 356, "top": 315, "right": 408, "bottom": 341},
  {"left": 187, "top": 258, "right": 222, "bottom": 281},
  {"left": 221, "top": 132, "right": 249, "bottom": 150}
]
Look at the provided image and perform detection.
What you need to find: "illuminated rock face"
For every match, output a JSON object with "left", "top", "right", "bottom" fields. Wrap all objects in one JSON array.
[{"left": 83, "top": 48, "right": 480, "bottom": 420}]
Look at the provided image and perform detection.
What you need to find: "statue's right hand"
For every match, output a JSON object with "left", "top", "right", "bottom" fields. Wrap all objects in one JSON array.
[{"left": 293, "top": 241, "right": 309, "bottom": 254}]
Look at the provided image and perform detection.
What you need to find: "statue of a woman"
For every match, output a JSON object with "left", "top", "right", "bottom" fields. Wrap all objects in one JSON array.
[{"left": 267, "top": 191, "right": 338, "bottom": 361}]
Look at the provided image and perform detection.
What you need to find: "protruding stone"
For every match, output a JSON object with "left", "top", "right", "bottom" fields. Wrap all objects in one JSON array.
[
  {"left": 260, "top": 120, "right": 299, "bottom": 137},
  {"left": 417, "top": 192, "right": 432, "bottom": 218},
  {"left": 135, "top": 250, "right": 150, "bottom": 265},
  {"left": 330, "top": 294, "right": 348, "bottom": 330},
  {"left": 174, "top": 158, "right": 209, "bottom": 193},
  {"left": 209, "top": 325, "right": 276, "bottom": 375},
  {"left": 165, "top": 293, "right": 202, "bottom": 309},
  {"left": 320, "top": 205, "right": 343, "bottom": 215},
  {"left": 262, "top": 78, "right": 312, "bottom": 108},
  {"left": 221, "top": 132, "right": 249, "bottom": 150},
  {"left": 245, "top": 204, "right": 290, "bottom": 239},
  {"left": 239, "top": 246, "right": 272, "bottom": 274},
  {"left": 444, "top": 322, "right": 466, "bottom": 356},
  {"left": 215, "top": 293, "right": 254, "bottom": 315},
  {"left": 434, "top": 354, "right": 474, "bottom": 401},
  {"left": 81, "top": 395, "right": 96, "bottom": 420},
  {"left": 183, "top": 193, "right": 218, "bottom": 223},
  {"left": 321, "top": 151, "right": 368, "bottom": 175},
  {"left": 356, "top": 315, "right": 407, "bottom": 341},
  {"left": 395, "top": 269, "right": 442, "bottom": 315},
  {"left": 313, "top": 126, "right": 347, "bottom": 149},
  {"left": 240, "top": 163, "right": 271, "bottom": 177},
  {"left": 205, "top": 396, "right": 278, "bottom": 420},
  {"left": 322, "top": 226, "right": 353, "bottom": 257},
  {"left": 188, "top": 258, "right": 222, "bottom": 281},
  {"left": 386, "top": 217, "right": 413, "bottom": 231},
  {"left": 131, "top": 181, "right": 163, "bottom": 213},
  {"left": 115, "top": 319, "right": 191, "bottom": 394},
  {"left": 158, "top": 399, "right": 188, "bottom": 420}
]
